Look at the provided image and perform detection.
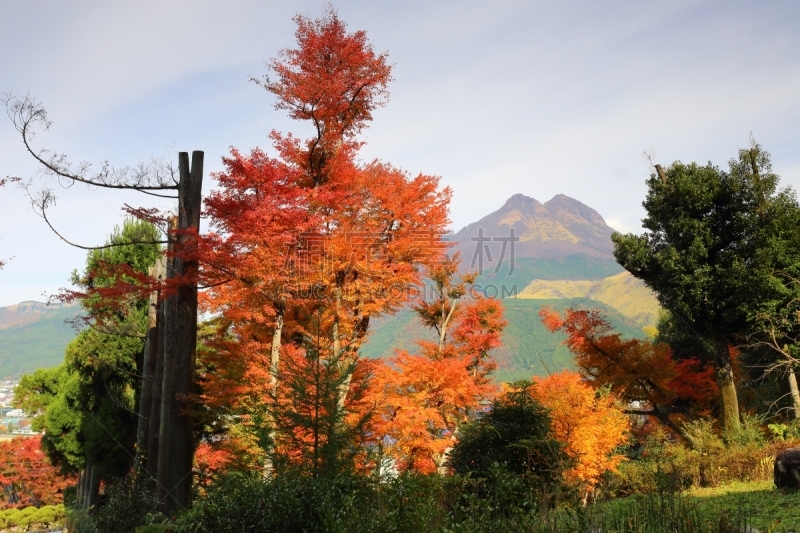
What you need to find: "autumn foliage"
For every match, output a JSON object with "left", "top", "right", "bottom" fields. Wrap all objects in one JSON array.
[
  {"left": 197, "top": 7, "right": 451, "bottom": 473},
  {"left": 0, "top": 437, "right": 72, "bottom": 508},
  {"left": 367, "top": 258, "right": 506, "bottom": 473},
  {"left": 539, "top": 307, "right": 720, "bottom": 432},
  {"left": 530, "top": 371, "right": 628, "bottom": 491}
]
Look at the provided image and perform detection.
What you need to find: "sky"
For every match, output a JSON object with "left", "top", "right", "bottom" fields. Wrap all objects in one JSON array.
[{"left": 1, "top": 0, "right": 799, "bottom": 307}]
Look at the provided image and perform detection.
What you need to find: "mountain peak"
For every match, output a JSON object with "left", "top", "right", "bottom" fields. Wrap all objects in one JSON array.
[
  {"left": 453, "top": 193, "right": 616, "bottom": 260},
  {"left": 502, "top": 193, "right": 539, "bottom": 211}
]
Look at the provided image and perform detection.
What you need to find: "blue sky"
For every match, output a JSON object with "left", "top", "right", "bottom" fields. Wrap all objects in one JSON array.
[{"left": 1, "top": 0, "right": 799, "bottom": 306}]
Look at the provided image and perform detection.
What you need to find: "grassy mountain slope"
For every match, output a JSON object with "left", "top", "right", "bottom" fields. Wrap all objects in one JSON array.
[
  {"left": 0, "top": 302, "right": 80, "bottom": 378},
  {"left": 516, "top": 271, "right": 660, "bottom": 327}
]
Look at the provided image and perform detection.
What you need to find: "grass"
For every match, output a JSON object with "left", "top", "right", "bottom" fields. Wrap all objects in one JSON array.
[
  {"left": 685, "top": 480, "right": 800, "bottom": 532},
  {"left": 600, "top": 480, "right": 800, "bottom": 533}
]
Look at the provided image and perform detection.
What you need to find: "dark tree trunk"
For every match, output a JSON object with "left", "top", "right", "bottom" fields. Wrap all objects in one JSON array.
[
  {"left": 87, "top": 461, "right": 100, "bottom": 509},
  {"left": 149, "top": 235, "right": 175, "bottom": 489},
  {"left": 75, "top": 467, "right": 85, "bottom": 509},
  {"left": 136, "top": 256, "right": 166, "bottom": 474},
  {"left": 157, "top": 151, "right": 203, "bottom": 515}
]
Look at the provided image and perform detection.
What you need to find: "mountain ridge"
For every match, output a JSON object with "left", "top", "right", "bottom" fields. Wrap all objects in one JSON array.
[{"left": 1, "top": 193, "right": 655, "bottom": 381}]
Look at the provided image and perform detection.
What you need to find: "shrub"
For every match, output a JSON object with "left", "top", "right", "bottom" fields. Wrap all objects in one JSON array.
[
  {"left": 448, "top": 381, "right": 568, "bottom": 487},
  {"left": 599, "top": 419, "right": 794, "bottom": 498},
  {"left": 95, "top": 475, "right": 163, "bottom": 533},
  {"left": 30, "top": 504, "right": 65, "bottom": 525}
]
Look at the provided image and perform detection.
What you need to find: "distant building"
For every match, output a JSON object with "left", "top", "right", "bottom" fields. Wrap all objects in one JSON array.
[{"left": 6, "top": 409, "right": 25, "bottom": 418}]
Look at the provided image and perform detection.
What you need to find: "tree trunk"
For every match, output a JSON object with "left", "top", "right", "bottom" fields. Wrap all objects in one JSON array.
[
  {"left": 87, "top": 461, "right": 100, "bottom": 509},
  {"left": 789, "top": 366, "right": 800, "bottom": 420},
  {"left": 714, "top": 335, "right": 740, "bottom": 432},
  {"left": 270, "top": 309, "right": 283, "bottom": 390},
  {"left": 75, "top": 467, "right": 85, "bottom": 509},
  {"left": 136, "top": 256, "right": 166, "bottom": 473},
  {"left": 149, "top": 242, "right": 173, "bottom": 488},
  {"left": 263, "top": 308, "right": 284, "bottom": 476},
  {"left": 157, "top": 151, "right": 203, "bottom": 515}
]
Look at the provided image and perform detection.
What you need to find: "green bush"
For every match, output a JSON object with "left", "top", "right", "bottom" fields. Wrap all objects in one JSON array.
[
  {"left": 91, "top": 474, "right": 163, "bottom": 533},
  {"left": 0, "top": 504, "right": 66, "bottom": 528},
  {"left": 176, "top": 468, "right": 577, "bottom": 533},
  {"left": 174, "top": 468, "right": 758, "bottom": 533},
  {"left": 29, "top": 504, "right": 65, "bottom": 525},
  {"left": 724, "top": 413, "right": 767, "bottom": 447},
  {"left": 448, "top": 381, "right": 568, "bottom": 488},
  {"left": 66, "top": 508, "right": 99, "bottom": 533}
]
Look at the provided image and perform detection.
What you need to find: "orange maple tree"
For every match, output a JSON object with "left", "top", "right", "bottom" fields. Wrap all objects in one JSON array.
[
  {"left": 539, "top": 307, "right": 720, "bottom": 433},
  {"left": 529, "top": 371, "right": 628, "bottom": 496},
  {"left": 198, "top": 8, "right": 452, "bottom": 473},
  {"left": 368, "top": 256, "right": 506, "bottom": 473},
  {"left": 0, "top": 436, "right": 73, "bottom": 508}
]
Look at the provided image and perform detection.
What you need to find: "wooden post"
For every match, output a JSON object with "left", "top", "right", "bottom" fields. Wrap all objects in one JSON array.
[{"left": 158, "top": 151, "right": 203, "bottom": 514}]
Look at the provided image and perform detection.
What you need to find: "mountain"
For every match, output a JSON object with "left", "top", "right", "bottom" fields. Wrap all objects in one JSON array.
[
  {"left": 451, "top": 193, "right": 616, "bottom": 262},
  {"left": 0, "top": 194, "right": 657, "bottom": 383},
  {"left": 0, "top": 301, "right": 81, "bottom": 378},
  {"left": 361, "top": 193, "right": 660, "bottom": 380}
]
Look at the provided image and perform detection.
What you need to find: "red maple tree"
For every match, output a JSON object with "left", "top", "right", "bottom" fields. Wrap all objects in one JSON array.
[
  {"left": 198, "top": 7, "right": 452, "bottom": 473},
  {"left": 0, "top": 436, "right": 73, "bottom": 508},
  {"left": 367, "top": 256, "right": 506, "bottom": 473},
  {"left": 539, "top": 307, "right": 720, "bottom": 434}
]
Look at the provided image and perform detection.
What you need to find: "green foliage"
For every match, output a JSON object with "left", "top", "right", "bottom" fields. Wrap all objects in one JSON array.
[
  {"left": 93, "top": 475, "right": 163, "bottom": 533},
  {"left": 0, "top": 505, "right": 65, "bottom": 528},
  {"left": 173, "top": 469, "right": 771, "bottom": 533},
  {"left": 613, "top": 145, "right": 795, "bottom": 341},
  {"left": 601, "top": 423, "right": 783, "bottom": 498},
  {"left": 14, "top": 365, "right": 67, "bottom": 432},
  {"left": 64, "top": 475, "right": 164, "bottom": 533},
  {"left": 13, "top": 219, "right": 160, "bottom": 483},
  {"left": 83, "top": 218, "right": 162, "bottom": 278},
  {"left": 724, "top": 413, "right": 767, "bottom": 448},
  {"left": 448, "top": 381, "right": 567, "bottom": 487},
  {"left": 767, "top": 420, "right": 800, "bottom": 441},
  {"left": 39, "top": 371, "right": 84, "bottom": 470}
]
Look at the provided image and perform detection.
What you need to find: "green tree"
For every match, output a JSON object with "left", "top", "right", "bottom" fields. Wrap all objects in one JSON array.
[
  {"left": 14, "top": 218, "right": 161, "bottom": 508},
  {"left": 447, "top": 381, "right": 566, "bottom": 485},
  {"left": 612, "top": 143, "right": 798, "bottom": 431}
]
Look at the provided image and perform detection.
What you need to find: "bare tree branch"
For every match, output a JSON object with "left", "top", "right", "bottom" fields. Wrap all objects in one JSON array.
[
  {"left": 23, "top": 184, "right": 169, "bottom": 251},
  {"left": 3, "top": 93, "right": 179, "bottom": 191}
]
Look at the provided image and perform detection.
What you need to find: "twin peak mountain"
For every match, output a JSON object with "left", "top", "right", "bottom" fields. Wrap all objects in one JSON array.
[
  {"left": 451, "top": 193, "right": 615, "bottom": 262},
  {"left": 446, "top": 194, "right": 659, "bottom": 333}
]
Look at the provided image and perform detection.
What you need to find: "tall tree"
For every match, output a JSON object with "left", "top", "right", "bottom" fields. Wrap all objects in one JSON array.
[
  {"left": 200, "top": 7, "right": 451, "bottom": 474},
  {"left": 5, "top": 92, "right": 204, "bottom": 514},
  {"left": 15, "top": 220, "right": 160, "bottom": 509},
  {"left": 612, "top": 143, "right": 797, "bottom": 431}
]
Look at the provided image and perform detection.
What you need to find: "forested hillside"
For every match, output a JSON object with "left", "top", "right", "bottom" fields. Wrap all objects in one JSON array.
[{"left": 0, "top": 302, "right": 80, "bottom": 378}]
